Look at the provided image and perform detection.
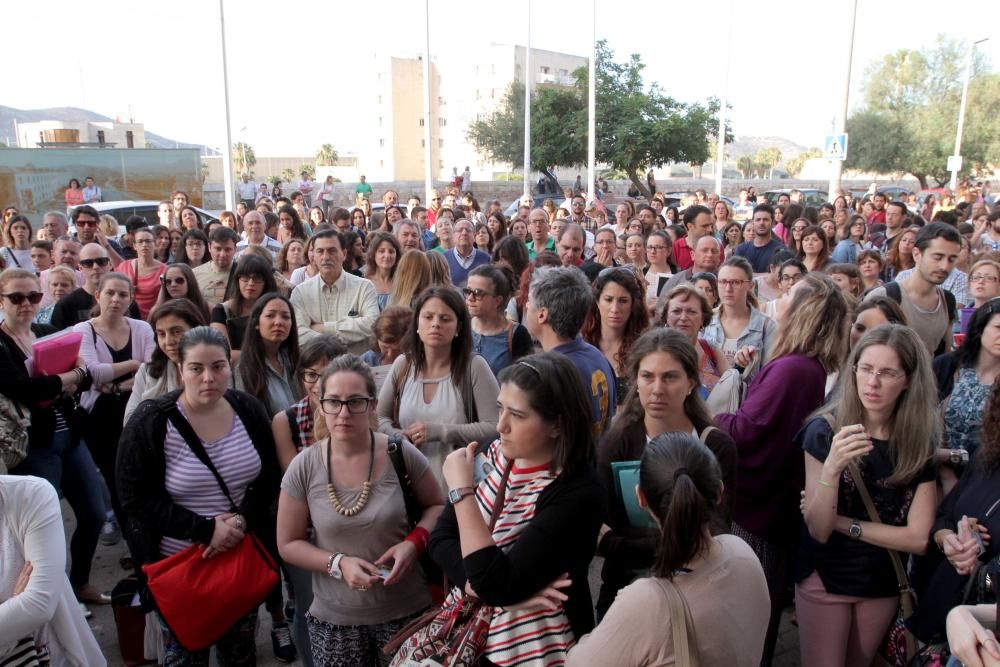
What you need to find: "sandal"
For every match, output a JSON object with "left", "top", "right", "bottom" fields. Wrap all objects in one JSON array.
[{"left": 75, "top": 585, "right": 112, "bottom": 605}]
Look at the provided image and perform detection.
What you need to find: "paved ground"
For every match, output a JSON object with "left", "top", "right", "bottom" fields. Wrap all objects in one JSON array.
[{"left": 69, "top": 500, "right": 800, "bottom": 666}]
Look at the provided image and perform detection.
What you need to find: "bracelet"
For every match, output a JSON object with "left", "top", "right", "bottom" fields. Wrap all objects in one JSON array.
[
  {"left": 817, "top": 477, "right": 836, "bottom": 488},
  {"left": 405, "top": 527, "right": 430, "bottom": 554},
  {"left": 326, "top": 553, "right": 337, "bottom": 577}
]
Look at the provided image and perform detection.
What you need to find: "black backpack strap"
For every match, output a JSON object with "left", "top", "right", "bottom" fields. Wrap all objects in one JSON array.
[
  {"left": 166, "top": 408, "right": 239, "bottom": 514},
  {"left": 941, "top": 287, "right": 957, "bottom": 322},
  {"left": 387, "top": 434, "right": 420, "bottom": 528},
  {"left": 885, "top": 281, "right": 902, "bottom": 304},
  {"left": 285, "top": 406, "right": 302, "bottom": 451}
]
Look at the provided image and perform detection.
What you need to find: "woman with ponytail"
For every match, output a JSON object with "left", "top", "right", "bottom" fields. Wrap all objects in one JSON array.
[{"left": 569, "top": 433, "right": 769, "bottom": 666}]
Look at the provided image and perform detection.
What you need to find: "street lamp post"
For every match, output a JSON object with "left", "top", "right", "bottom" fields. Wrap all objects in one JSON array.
[
  {"left": 828, "top": 0, "right": 858, "bottom": 200},
  {"left": 218, "top": 0, "right": 235, "bottom": 210},
  {"left": 950, "top": 37, "right": 988, "bottom": 193},
  {"left": 523, "top": 0, "right": 532, "bottom": 199}
]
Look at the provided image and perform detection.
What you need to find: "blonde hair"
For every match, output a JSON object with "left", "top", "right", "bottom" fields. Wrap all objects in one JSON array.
[
  {"left": 45, "top": 265, "right": 77, "bottom": 290},
  {"left": 425, "top": 250, "right": 453, "bottom": 286},
  {"left": 0, "top": 268, "right": 39, "bottom": 292},
  {"left": 818, "top": 324, "right": 937, "bottom": 485},
  {"left": 769, "top": 273, "right": 850, "bottom": 373},
  {"left": 388, "top": 249, "right": 432, "bottom": 308},
  {"left": 98, "top": 214, "right": 119, "bottom": 238},
  {"left": 970, "top": 258, "right": 1000, "bottom": 280}
]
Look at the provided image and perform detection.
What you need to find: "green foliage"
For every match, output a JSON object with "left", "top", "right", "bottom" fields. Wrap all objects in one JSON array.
[
  {"left": 315, "top": 144, "right": 338, "bottom": 166},
  {"left": 281, "top": 168, "right": 296, "bottom": 183},
  {"left": 232, "top": 142, "right": 256, "bottom": 176},
  {"left": 466, "top": 40, "right": 729, "bottom": 198},
  {"left": 299, "top": 164, "right": 316, "bottom": 178},
  {"left": 846, "top": 35, "right": 997, "bottom": 188}
]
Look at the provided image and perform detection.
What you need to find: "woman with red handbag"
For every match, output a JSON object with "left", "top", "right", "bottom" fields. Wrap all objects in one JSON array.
[
  {"left": 277, "top": 354, "right": 445, "bottom": 667},
  {"left": 117, "top": 326, "right": 282, "bottom": 666}
]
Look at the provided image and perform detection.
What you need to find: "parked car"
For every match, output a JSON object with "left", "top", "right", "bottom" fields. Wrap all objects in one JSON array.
[
  {"left": 848, "top": 186, "right": 912, "bottom": 201},
  {"left": 763, "top": 189, "right": 829, "bottom": 206},
  {"left": 503, "top": 194, "right": 566, "bottom": 218},
  {"left": 69, "top": 200, "right": 220, "bottom": 234}
]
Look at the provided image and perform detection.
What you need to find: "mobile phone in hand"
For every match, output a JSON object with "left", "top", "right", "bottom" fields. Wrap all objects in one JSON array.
[{"left": 474, "top": 453, "right": 494, "bottom": 485}]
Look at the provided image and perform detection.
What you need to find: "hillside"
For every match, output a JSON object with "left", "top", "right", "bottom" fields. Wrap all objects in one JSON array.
[
  {"left": 0, "top": 105, "right": 212, "bottom": 152},
  {"left": 728, "top": 136, "right": 812, "bottom": 162}
]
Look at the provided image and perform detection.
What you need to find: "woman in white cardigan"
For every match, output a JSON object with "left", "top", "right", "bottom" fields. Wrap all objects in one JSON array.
[
  {"left": 73, "top": 272, "right": 155, "bottom": 518},
  {"left": 0, "top": 475, "right": 106, "bottom": 666}
]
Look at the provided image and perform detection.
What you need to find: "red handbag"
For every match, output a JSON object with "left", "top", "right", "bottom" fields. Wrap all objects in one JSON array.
[
  {"left": 141, "top": 409, "right": 279, "bottom": 652},
  {"left": 142, "top": 532, "right": 278, "bottom": 651}
]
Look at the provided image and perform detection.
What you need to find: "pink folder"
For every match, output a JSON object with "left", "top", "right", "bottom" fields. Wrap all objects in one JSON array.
[{"left": 32, "top": 330, "right": 83, "bottom": 378}]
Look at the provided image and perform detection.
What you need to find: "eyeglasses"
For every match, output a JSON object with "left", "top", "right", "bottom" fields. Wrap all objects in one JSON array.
[
  {"left": 76, "top": 220, "right": 97, "bottom": 228},
  {"left": 238, "top": 275, "right": 265, "bottom": 285},
  {"left": 646, "top": 245, "right": 667, "bottom": 252},
  {"left": 2, "top": 292, "right": 43, "bottom": 305},
  {"left": 319, "top": 396, "right": 373, "bottom": 415},
  {"left": 160, "top": 276, "right": 186, "bottom": 286},
  {"left": 79, "top": 257, "right": 111, "bottom": 268},
  {"left": 463, "top": 287, "right": 494, "bottom": 300},
  {"left": 970, "top": 274, "right": 999, "bottom": 283},
  {"left": 855, "top": 364, "right": 906, "bottom": 382},
  {"left": 301, "top": 369, "right": 322, "bottom": 384},
  {"left": 718, "top": 279, "right": 751, "bottom": 288},
  {"left": 780, "top": 273, "right": 803, "bottom": 284}
]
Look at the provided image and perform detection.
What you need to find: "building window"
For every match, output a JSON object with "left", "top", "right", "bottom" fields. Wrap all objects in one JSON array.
[
  {"left": 380, "top": 160, "right": 384, "bottom": 167},
  {"left": 438, "top": 139, "right": 443, "bottom": 148},
  {"left": 421, "top": 140, "right": 425, "bottom": 147},
  {"left": 559, "top": 68, "right": 568, "bottom": 77},
  {"left": 490, "top": 89, "right": 495, "bottom": 99},
  {"left": 379, "top": 117, "right": 383, "bottom": 127},
  {"left": 541, "top": 66, "right": 550, "bottom": 74},
  {"left": 439, "top": 160, "right": 444, "bottom": 168},
  {"left": 378, "top": 95, "right": 382, "bottom": 104},
  {"left": 379, "top": 139, "right": 385, "bottom": 148},
  {"left": 419, "top": 118, "right": 424, "bottom": 127},
  {"left": 126, "top": 131, "right": 134, "bottom": 148},
  {"left": 438, "top": 118, "right": 446, "bottom": 127},
  {"left": 97, "top": 130, "right": 106, "bottom": 146}
]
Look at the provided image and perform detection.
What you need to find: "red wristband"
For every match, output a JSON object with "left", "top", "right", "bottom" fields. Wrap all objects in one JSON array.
[{"left": 405, "top": 527, "right": 429, "bottom": 554}]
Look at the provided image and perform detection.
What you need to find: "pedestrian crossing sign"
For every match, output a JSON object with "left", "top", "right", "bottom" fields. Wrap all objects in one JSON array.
[{"left": 824, "top": 134, "right": 848, "bottom": 161}]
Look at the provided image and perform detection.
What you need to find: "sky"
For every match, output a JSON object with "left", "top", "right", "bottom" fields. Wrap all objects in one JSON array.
[{"left": 5, "top": 0, "right": 999, "bottom": 157}]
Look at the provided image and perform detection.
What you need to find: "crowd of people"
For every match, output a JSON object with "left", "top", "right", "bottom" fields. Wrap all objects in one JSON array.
[{"left": 1, "top": 178, "right": 999, "bottom": 667}]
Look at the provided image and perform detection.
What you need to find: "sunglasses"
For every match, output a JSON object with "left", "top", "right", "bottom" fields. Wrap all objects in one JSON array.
[
  {"left": 160, "top": 275, "right": 187, "bottom": 287},
  {"left": 462, "top": 287, "right": 494, "bottom": 300},
  {"left": 3, "top": 291, "right": 44, "bottom": 305},
  {"left": 79, "top": 257, "right": 111, "bottom": 268}
]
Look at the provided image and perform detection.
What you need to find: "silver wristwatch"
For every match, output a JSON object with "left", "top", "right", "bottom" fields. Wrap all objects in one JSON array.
[{"left": 328, "top": 552, "right": 345, "bottom": 579}]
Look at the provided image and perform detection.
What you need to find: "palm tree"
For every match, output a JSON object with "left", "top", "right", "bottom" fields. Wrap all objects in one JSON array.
[
  {"left": 315, "top": 144, "right": 338, "bottom": 166},
  {"left": 281, "top": 168, "right": 296, "bottom": 183},
  {"left": 232, "top": 142, "right": 256, "bottom": 176}
]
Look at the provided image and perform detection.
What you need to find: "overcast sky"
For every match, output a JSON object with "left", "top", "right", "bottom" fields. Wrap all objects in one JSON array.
[{"left": 6, "top": 0, "right": 998, "bottom": 156}]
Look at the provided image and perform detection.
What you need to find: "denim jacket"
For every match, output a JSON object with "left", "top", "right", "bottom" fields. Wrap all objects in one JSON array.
[{"left": 700, "top": 307, "right": 776, "bottom": 370}]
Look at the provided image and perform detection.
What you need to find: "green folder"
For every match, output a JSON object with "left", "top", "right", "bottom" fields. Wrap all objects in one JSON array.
[{"left": 610, "top": 460, "right": 657, "bottom": 530}]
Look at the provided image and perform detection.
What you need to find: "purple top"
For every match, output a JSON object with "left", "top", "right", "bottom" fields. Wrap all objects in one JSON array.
[{"left": 716, "top": 354, "right": 827, "bottom": 545}]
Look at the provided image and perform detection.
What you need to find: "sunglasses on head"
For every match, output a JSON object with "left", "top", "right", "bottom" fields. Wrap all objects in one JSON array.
[
  {"left": 3, "top": 292, "right": 44, "bottom": 305},
  {"left": 79, "top": 257, "right": 111, "bottom": 268}
]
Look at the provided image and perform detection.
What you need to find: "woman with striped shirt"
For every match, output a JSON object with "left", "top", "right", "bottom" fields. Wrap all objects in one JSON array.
[
  {"left": 117, "top": 326, "right": 283, "bottom": 665},
  {"left": 420, "top": 352, "right": 604, "bottom": 667}
]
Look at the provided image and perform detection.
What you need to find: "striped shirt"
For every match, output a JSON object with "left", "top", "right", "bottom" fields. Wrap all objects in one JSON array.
[
  {"left": 160, "top": 404, "right": 262, "bottom": 556},
  {"left": 467, "top": 440, "right": 575, "bottom": 666}
]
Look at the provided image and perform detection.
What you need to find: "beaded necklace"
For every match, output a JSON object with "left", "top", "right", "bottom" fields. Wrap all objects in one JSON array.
[{"left": 325, "top": 429, "right": 374, "bottom": 517}]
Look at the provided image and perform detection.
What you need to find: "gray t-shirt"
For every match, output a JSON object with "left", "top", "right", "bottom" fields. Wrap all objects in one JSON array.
[{"left": 280, "top": 438, "right": 432, "bottom": 625}]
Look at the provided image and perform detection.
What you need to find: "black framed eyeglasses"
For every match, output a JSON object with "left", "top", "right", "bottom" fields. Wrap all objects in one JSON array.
[
  {"left": 79, "top": 257, "right": 111, "bottom": 268},
  {"left": 319, "top": 397, "right": 374, "bottom": 415},
  {"left": 301, "top": 369, "right": 322, "bottom": 384}
]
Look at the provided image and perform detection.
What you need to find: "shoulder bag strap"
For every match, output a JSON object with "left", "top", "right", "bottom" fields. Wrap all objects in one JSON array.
[
  {"left": 653, "top": 578, "right": 701, "bottom": 667},
  {"left": 489, "top": 457, "right": 515, "bottom": 531},
  {"left": 460, "top": 364, "right": 478, "bottom": 425},
  {"left": 845, "top": 460, "right": 912, "bottom": 606},
  {"left": 505, "top": 321, "right": 514, "bottom": 359},
  {"left": 166, "top": 407, "right": 239, "bottom": 514},
  {"left": 387, "top": 434, "right": 421, "bottom": 528},
  {"left": 698, "top": 426, "right": 717, "bottom": 444},
  {"left": 391, "top": 356, "right": 411, "bottom": 429}
]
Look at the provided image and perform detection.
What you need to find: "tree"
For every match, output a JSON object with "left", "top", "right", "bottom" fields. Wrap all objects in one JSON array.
[
  {"left": 281, "top": 168, "right": 296, "bottom": 183},
  {"left": 757, "top": 148, "right": 782, "bottom": 179},
  {"left": 315, "top": 144, "right": 338, "bottom": 166},
  {"left": 233, "top": 142, "right": 256, "bottom": 177},
  {"left": 299, "top": 164, "right": 316, "bottom": 178},
  {"left": 786, "top": 148, "right": 822, "bottom": 178},
  {"left": 736, "top": 155, "right": 756, "bottom": 179},
  {"left": 846, "top": 35, "right": 998, "bottom": 189},
  {"left": 467, "top": 40, "right": 729, "bottom": 198}
]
